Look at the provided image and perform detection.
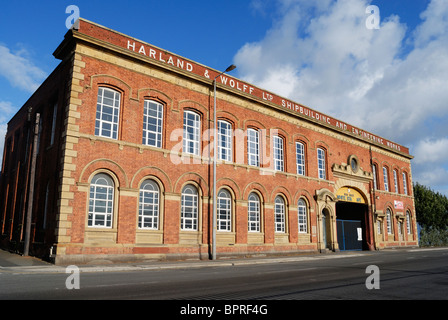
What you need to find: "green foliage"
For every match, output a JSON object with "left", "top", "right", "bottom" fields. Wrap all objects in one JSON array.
[{"left": 414, "top": 183, "right": 448, "bottom": 247}]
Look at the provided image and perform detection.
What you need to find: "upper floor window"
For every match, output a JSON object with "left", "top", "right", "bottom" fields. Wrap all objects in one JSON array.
[
  {"left": 95, "top": 87, "right": 121, "bottom": 139},
  {"left": 183, "top": 111, "right": 201, "bottom": 155},
  {"left": 247, "top": 128, "right": 260, "bottom": 167},
  {"left": 138, "top": 180, "right": 160, "bottom": 230},
  {"left": 383, "top": 167, "right": 389, "bottom": 192},
  {"left": 273, "top": 135, "right": 284, "bottom": 171},
  {"left": 296, "top": 142, "right": 305, "bottom": 176},
  {"left": 142, "top": 100, "right": 163, "bottom": 148},
  {"left": 402, "top": 172, "right": 408, "bottom": 195},
  {"left": 372, "top": 164, "right": 378, "bottom": 190},
  {"left": 218, "top": 120, "right": 232, "bottom": 162},
  {"left": 393, "top": 169, "right": 399, "bottom": 193},
  {"left": 88, "top": 173, "right": 114, "bottom": 228},
  {"left": 181, "top": 185, "right": 199, "bottom": 231},
  {"left": 298, "top": 199, "right": 308, "bottom": 233},
  {"left": 406, "top": 211, "right": 412, "bottom": 234},
  {"left": 248, "top": 193, "right": 261, "bottom": 232},
  {"left": 317, "top": 148, "right": 326, "bottom": 179}
]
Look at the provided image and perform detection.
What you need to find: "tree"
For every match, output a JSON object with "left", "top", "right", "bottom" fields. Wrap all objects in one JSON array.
[{"left": 414, "top": 183, "right": 448, "bottom": 246}]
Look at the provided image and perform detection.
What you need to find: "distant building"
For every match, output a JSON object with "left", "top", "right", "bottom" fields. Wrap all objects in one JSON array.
[{"left": 0, "top": 19, "right": 418, "bottom": 265}]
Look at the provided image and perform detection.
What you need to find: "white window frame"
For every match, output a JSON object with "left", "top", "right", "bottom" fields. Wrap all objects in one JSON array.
[
  {"left": 406, "top": 211, "right": 412, "bottom": 234},
  {"left": 247, "top": 128, "right": 260, "bottom": 167},
  {"left": 181, "top": 185, "right": 199, "bottom": 231},
  {"left": 393, "top": 169, "right": 399, "bottom": 194},
  {"left": 248, "top": 193, "right": 261, "bottom": 232},
  {"left": 275, "top": 196, "right": 286, "bottom": 233},
  {"left": 217, "top": 189, "right": 232, "bottom": 232},
  {"left": 386, "top": 209, "right": 392, "bottom": 234},
  {"left": 372, "top": 164, "right": 378, "bottom": 190},
  {"left": 95, "top": 87, "right": 121, "bottom": 140},
  {"left": 218, "top": 120, "right": 232, "bottom": 162},
  {"left": 88, "top": 173, "right": 114, "bottom": 228},
  {"left": 317, "top": 148, "right": 326, "bottom": 179},
  {"left": 273, "top": 135, "right": 284, "bottom": 171},
  {"left": 142, "top": 100, "right": 163, "bottom": 148},
  {"left": 402, "top": 172, "right": 408, "bottom": 195},
  {"left": 183, "top": 110, "right": 201, "bottom": 155},
  {"left": 383, "top": 167, "right": 389, "bottom": 192},
  {"left": 138, "top": 180, "right": 160, "bottom": 230},
  {"left": 296, "top": 142, "right": 305, "bottom": 176},
  {"left": 298, "top": 199, "right": 308, "bottom": 233}
]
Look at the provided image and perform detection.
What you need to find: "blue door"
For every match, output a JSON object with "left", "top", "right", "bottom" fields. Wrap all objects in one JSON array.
[{"left": 337, "top": 219, "right": 362, "bottom": 251}]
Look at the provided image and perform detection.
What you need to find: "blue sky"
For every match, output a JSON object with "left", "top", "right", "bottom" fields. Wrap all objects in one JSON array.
[{"left": 1, "top": 0, "right": 448, "bottom": 196}]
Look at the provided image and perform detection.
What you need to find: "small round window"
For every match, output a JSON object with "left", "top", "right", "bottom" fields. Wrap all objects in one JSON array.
[{"left": 350, "top": 156, "right": 359, "bottom": 173}]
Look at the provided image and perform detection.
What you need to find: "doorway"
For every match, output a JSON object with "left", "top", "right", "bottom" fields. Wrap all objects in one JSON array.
[{"left": 336, "top": 202, "right": 368, "bottom": 250}]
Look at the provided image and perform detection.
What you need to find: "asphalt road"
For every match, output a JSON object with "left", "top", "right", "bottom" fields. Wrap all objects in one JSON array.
[{"left": 0, "top": 248, "right": 447, "bottom": 305}]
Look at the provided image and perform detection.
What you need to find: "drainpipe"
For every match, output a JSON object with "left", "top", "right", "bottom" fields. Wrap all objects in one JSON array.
[{"left": 23, "top": 113, "right": 40, "bottom": 256}]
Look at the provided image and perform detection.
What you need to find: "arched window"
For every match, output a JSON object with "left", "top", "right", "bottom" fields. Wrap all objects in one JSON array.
[
  {"left": 386, "top": 208, "right": 393, "bottom": 234},
  {"left": 181, "top": 185, "right": 199, "bottom": 231},
  {"left": 317, "top": 148, "right": 326, "bottom": 179},
  {"left": 88, "top": 173, "right": 114, "bottom": 228},
  {"left": 218, "top": 120, "right": 232, "bottom": 162},
  {"left": 138, "top": 180, "right": 160, "bottom": 230},
  {"left": 247, "top": 128, "right": 260, "bottom": 167},
  {"left": 273, "top": 135, "right": 284, "bottom": 171},
  {"left": 372, "top": 164, "right": 378, "bottom": 190},
  {"left": 383, "top": 167, "right": 389, "bottom": 192},
  {"left": 183, "top": 110, "right": 201, "bottom": 155},
  {"left": 217, "top": 189, "right": 232, "bottom": 232},
  {"left": 298, "top": 199, "right": 308, "bottom": 233},
  {"left": 95, "top": 87, "right": 121, "bottom": 139},
  {"left": 275, "top": 196, "right": 286, "bottom": 233},
  {"left": 296, "top": 142, "right": 306, "bottom": 176},
  {"left": 393, "top": 169, "right": 399, "bottom": 193},
  {"left": 402, "top": 172, "right": 408, "bottom": 195},
  {"left": 142, "top": 100, "right": 163, "bottom": 148},
  {"left": 248, "top": 193, "right": 261, "bottom": 232},
  {"left": 406, "top": 211, "right": 412, "bottom": 234}
]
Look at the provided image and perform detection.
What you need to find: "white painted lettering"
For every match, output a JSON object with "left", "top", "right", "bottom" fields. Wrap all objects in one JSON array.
[{"left": 127, "top": 41, "right": 136, "bottom": 51}]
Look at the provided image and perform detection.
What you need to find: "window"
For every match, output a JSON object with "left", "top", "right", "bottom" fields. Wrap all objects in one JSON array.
[
  {"left": 88, "top": 173, "right": 114, "bottom": 228},
  {"left": 275, "top": 196, "right": 286, "bottom": 233},
  {"left": 273, "top": 135, "right": 284, "bottom": 171},
  {"left": 183, "top": 111, "right": 200, "bottom": 155},
  {"left": 317, "top": 148, "right": 326, "bottom": 179},
  {"left": 406, "top": 211, "right": 412, "bottom": 234},
  {"left": 402, "top": 172, "right": 408, "bottom": 195},
  {"left": 181, "top": 185, "right": 199, "bottom": 231},
  {"left": 296, "top": 142, "right": 305, "bottom": 176},
  {"left": 383, "top": 167, "right": 389, "bottom": 192},
  {"left": 386, "top": 208, "right": 392, "bottom": 234},
  {"left": 377, "top": 220, "right": 382, "bottom": 234},
  {"left": 217, "top": 189, "right": 232, "bottom": 232},
  {"left": 298, "top": 199, "right": 307, "bottom": 233},
  {"left": 218, "top": 120, "right": 232, "bottom": 162},
  {"left": 142, "top": 100, "right": 163, "bottom": 148},
  {"left": 372, "top": 164, "right": 378, "bottom": 190},
  {"left": 393, "top": 170, "right": 399, "bottom": 193},
  {"left": 248, "top": 193, "right": 261, "bottom": 232},
  {"left": 50, "top": 103, "right": 58, "bottom": 146},
  {"left": 247, "top": 128, "right": 259, "bottom": 167},
  {"left": 95, "top": 87, "right": 121, "bottom": 139},
  {"left": 138, "top": 180, "right": 160, "bottom": 230}
]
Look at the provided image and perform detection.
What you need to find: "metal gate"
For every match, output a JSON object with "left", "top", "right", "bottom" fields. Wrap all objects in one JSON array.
[{"left": 337, "top": 219, "right": 362, "bottom": 251}]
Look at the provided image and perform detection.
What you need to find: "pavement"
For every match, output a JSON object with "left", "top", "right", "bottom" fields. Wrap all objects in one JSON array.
[{"left": 0, "top": 248, "right": 370, "bottom": 274}]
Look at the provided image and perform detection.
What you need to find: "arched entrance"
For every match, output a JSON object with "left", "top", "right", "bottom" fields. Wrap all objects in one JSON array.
[{"left": 335, "top": 187, "right": 369, "bottom": 251}]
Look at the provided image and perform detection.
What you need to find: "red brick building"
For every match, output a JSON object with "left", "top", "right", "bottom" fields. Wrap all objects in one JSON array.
[{"left": 0, "top": 19, "right": 418, "bottom": 265}]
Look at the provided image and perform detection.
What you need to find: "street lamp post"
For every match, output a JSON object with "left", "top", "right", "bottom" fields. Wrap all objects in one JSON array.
[{"left": 212, "top": 64, "right": 236, "bottom": 260}]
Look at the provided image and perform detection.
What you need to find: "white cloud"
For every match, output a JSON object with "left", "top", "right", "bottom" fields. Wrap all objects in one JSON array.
[
  {"left": 413, "top": 138, "right": 448, "bottom": 165},
  {"left": 0, "top": 44, "right": 46, "bottom": 93},
  {"left": 234, "top": 0, "right": 448, "bottom": 194},
  {"left": 0, "top": 101, "right": 17, "bottom": 169}
]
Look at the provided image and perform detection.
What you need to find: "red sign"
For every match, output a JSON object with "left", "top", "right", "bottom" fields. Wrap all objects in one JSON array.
[{"left": 394, "top": 200, "right": 404, "bottom": 210}]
